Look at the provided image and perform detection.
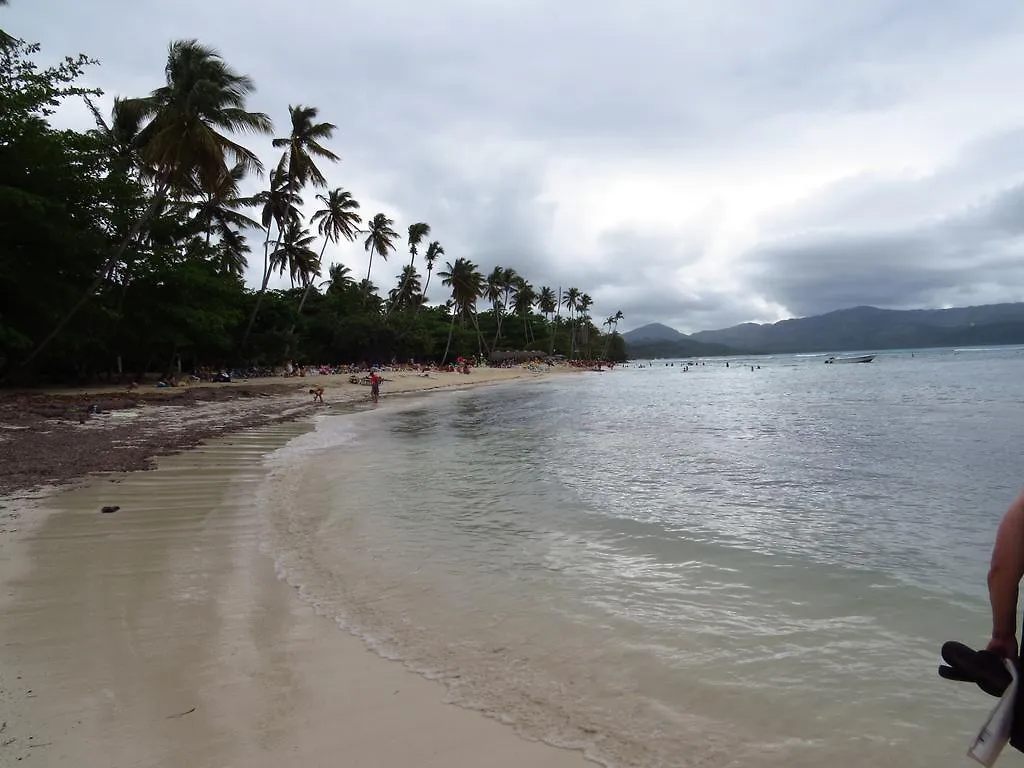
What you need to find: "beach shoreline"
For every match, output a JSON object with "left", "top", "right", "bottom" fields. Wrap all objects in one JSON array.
[
  {"left": 0, "top": 365, "right": 597, "bottom": 767},
  {"left": 0, "top": 365, "right": 582, "bottom": 497}
]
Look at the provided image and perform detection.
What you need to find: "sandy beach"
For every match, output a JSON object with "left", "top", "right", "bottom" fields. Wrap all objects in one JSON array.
[{"left": 0, "top": 366, "right": 594, "bottom": 767}]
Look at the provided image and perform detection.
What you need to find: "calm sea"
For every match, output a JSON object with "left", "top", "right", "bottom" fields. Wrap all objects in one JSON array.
[{"left": 257, "top": 346, "right": 1024, "bottom": 768}]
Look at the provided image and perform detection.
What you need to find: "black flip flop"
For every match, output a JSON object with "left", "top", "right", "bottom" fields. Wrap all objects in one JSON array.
[
  {"left": 940, "top": 641, "right": 1013, "bottom": 698},
  {"left": 938, "top": 663, "right": 975, "bottom": 683}
]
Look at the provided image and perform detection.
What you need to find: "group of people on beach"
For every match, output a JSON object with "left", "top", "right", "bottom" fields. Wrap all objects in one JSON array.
[{"left": 309, "top": 369, "right": 382, "bottom": 405}]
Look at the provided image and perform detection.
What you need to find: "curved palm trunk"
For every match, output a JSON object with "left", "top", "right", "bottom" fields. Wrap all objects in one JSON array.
[
  {"left": 422, "top": 268, "right": 433, "bottom": 301},
  {"left": 471, "top": 311, "right": 486, "bottom": 358},
  {"left": 15, "top": 187, "right": 168, "bottom": 374},
  {"left": 283, "top": 238, "right": 329, "bottom": 357},
  {"left": 441, "top": 311, "right": 457, "bottom": 364},
  {"left": 240, "top": 228, "right": 276, "bottom": 354},
  {"left": 491, "top": 302, "right": 503, "bottom": 349}
]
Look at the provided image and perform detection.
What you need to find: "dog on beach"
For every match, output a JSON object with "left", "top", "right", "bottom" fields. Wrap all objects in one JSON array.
[{"left": 309, "top": 386, "right": 324, "bottom": 404}]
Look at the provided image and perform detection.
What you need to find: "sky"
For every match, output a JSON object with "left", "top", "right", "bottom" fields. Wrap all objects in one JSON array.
[{"left": 8, "top": 0, "right": 1024, "bottom": 332}]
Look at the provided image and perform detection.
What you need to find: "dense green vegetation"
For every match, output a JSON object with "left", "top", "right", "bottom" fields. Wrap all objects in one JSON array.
[{"left": 0, "top": 18, "right": 625, "bottom": 384}]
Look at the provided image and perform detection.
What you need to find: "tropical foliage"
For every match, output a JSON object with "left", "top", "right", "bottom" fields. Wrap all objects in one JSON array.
[{"left": 0, "top": 24, "right": 626, "bottom": 383}]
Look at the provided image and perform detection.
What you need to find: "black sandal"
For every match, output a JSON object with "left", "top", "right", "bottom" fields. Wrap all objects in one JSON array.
[{"left": 938, "top": 641, "right": 1013, "bottom": 698}]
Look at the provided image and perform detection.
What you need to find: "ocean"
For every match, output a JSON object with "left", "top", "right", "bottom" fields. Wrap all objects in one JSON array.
[{"left": 257, "top": 346, "right": 1024, "bottom": 767}]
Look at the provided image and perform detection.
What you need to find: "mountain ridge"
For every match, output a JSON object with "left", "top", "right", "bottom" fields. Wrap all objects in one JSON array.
[{"left": 624, "top": 302, "right": 1024, "bottom": 356}]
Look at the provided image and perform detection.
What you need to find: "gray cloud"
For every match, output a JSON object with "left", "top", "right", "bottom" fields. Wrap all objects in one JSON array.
[
  {"left": 745, "top": 179, "right": 1024, "bottom": 317},
  {"left": 8, "top": 0, "right": 1024, "bottom": 333}
]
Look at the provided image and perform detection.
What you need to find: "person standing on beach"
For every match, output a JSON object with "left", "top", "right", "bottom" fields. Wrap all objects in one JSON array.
[
  {"left": 370, "top": 370, "right": 381, "bottom": 403},
  {"left": 986, "top": 489, "right": 1024, "bottom": 659}
]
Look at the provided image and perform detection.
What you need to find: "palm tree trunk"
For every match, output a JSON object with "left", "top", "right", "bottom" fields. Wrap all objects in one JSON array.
[
  {"left": 240, "top": 227, "right": 276, "bottom": 353},
  {"left": 441, "top": 310, "right": 457, "bottom": 364},
  {"left": 15, "top": 187, "right": 168, "bottom": 374},
  {"left": 491, "top": 303, "right": 503, "bottom": 350},
  {"left": 472, "top": 311, "right": 486, "bottom": 358},
  {"left": 291, "top": 238, "right": 328, "bottom": 331},
  {"left": 422, "top": 268, "right": 433, "bottom": 301},
  {"left": 385, "top": 252, "right": 416, "bottom": 319}
]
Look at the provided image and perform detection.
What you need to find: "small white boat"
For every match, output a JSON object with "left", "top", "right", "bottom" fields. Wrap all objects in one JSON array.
[{"left": 824, "top": 354, "right": 875, "bottom": 364}]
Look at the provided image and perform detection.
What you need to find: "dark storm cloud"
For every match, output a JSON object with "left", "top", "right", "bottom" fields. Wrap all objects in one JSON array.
[{"left": 745, "top": 180, "right": 1024, "bottom": 318}]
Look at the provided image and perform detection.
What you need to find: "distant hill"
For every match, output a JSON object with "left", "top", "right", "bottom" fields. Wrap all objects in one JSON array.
[
  {"left": 623, "top": 323, "right": 740, "bottom": 358},
  {"left": 622, "top": 322, "right": 686, "bottom": 344},
  {"left": 689, "top": 302, "right": 1024, "bottom": 354}
]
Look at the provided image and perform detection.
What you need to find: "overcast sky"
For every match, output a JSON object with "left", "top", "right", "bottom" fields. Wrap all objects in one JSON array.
[{"left": 8, "top": 0, "right": 1024, "bottom": 332}]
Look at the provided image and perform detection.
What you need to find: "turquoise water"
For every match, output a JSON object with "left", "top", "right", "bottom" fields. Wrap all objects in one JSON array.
[{"left": 259, "top": 347, "right": 1024, "bottom": 767}]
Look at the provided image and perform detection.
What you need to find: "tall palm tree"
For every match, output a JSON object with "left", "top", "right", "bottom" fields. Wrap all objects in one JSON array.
[
  {"left": 485, "top": 266, "right": 505, "bottom": 331},
  {"left": 271, "top": 220, "right": 320, "bottom": 289},
  {"left": 299, "top": 187, "right": 361, "bottom": 319},
  {"left": 186, "top": 161, "right": 260, "bottom": 247},
  {"left": 492, "top": 266, "right": 517, "bottom": 347},
  {"left": 272, "top": 104, "right": 339, "bottom": 190},
  {"left": 386, "top": 221, "right": 430, "bottom": 317},
  {"left": 323, "top": 262, "right": 354, "bottom": 293},
  {"left": 83, "top": 95, "right": 148, "bottom": 183},
  {"left": 537, "top": 286, "right": 557, "bottom": 322},
  {"left": 512, "top": 278, "right": 537, "bottom": 344},
  {"left": 562, "top": 286, "right": 581, "bottom": 356},
  {"left": 242, "top": 159, "right": 302, "bottom": 350},
  {"left": 439, "top": 258, "right": 485, "bottom": 363},
  {"left": 421, "top": 240, "right": 444, "bottom": 301},
  {"left": 388, "top": 265, "right": 423, "bottom": 311},
  {"left": 577, "top": 293, "right": 594, "bottom": 356},
  {"left": 362, "top": 212, "right": 398, "bottom": 283},
  {"left": 602, "top": 310, "right": 625, "bottom": 359},
  {"left": 26, "top": 39, "right": 272, "bottom": 366},
  {"left": 215, "top": 225, "right": 251, "bottom": 277}
]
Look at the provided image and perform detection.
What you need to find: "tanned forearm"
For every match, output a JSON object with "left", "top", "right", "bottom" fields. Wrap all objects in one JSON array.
[{"left": 989, "top": 491, "right": 1024, "bottom": 640}]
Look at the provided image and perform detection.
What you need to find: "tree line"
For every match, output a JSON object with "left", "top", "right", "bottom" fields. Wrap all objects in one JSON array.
[{"left": 0, "top": 15, "right": 626, "bottom": 384}]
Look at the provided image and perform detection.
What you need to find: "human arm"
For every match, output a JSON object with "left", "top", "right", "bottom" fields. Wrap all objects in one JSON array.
[{"left": 987, "top": 490, "right": 1024, "bottom": 659}]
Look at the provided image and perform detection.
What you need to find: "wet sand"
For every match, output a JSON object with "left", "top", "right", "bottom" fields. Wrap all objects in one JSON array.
[
  {"left": 0, "top": 368, "right": 594, "bottom": 767},
  {"left": 0, "top": 366, "right": 569, "bottom": 495}
]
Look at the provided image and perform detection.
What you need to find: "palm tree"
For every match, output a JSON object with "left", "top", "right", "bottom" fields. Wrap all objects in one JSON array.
[
  {"left": 485, "top": 266, "right": 505, "bottom": 330},
  {"left": 215, "top": 226, "right": 251, "bottom": 277},
  {"left": 512, "top": 278, "right": 537, "bottom": 344},
  {"left": 386, "top": 221, "right": 430, "bottom": 317},
  {"left": 494, "top": 267, "right": 517, "bottom": 347},
  {"left": 242, "top": 159, "right": 302, "bottom": 350},
  {"left": 25, "top": 39, "right": 272, "bottom": 366},
  {"left": 185, "top": 161, "right": 260, "bottom": 247},
  {"left": 323, "top": 263, "right": 354, "bottom": 293},
  {"left": 388, "top": 265, "right": 423, "bottom": 311},
  {"left": 602, "top": 310, "right": 625, "bottom": 359},
  {"left": 272, "top": 104, "right": 339, "bottom": 190},
  {"left": 271, "top": 220, "right": 320, "bottom": 289},
  {"left": 577, "top": 293, "right": 594, "bottom": 356},
  {"left": 83, "top": 95, "right": 148, "bottom": 183},
  {"left": 562, "top": 287, "right": 581, "bottom": 356},
  {"left": 362, "top": 212, "right": 398, "bottom": 283},
  {"left": 299, "top": 187, "right": 361, "bottom": 318},
  {"left": 537, "top": 287, "right": 556, "bottom": 322},
  {"left": 421, "top": 240, "right": 444, "bottom": 301},
  {"left": 438, "top": 258, "right": 485, "bottom": 363}
]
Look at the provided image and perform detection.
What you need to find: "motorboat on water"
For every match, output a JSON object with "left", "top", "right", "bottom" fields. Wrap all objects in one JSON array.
[{"left": 824, "top": 354, "right": 875, "bottom": 364}]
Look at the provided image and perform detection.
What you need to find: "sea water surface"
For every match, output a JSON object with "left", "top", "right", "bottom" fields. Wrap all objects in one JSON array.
[{"left": 258, "top": 347, "right": 1024, "bottom": 767}]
